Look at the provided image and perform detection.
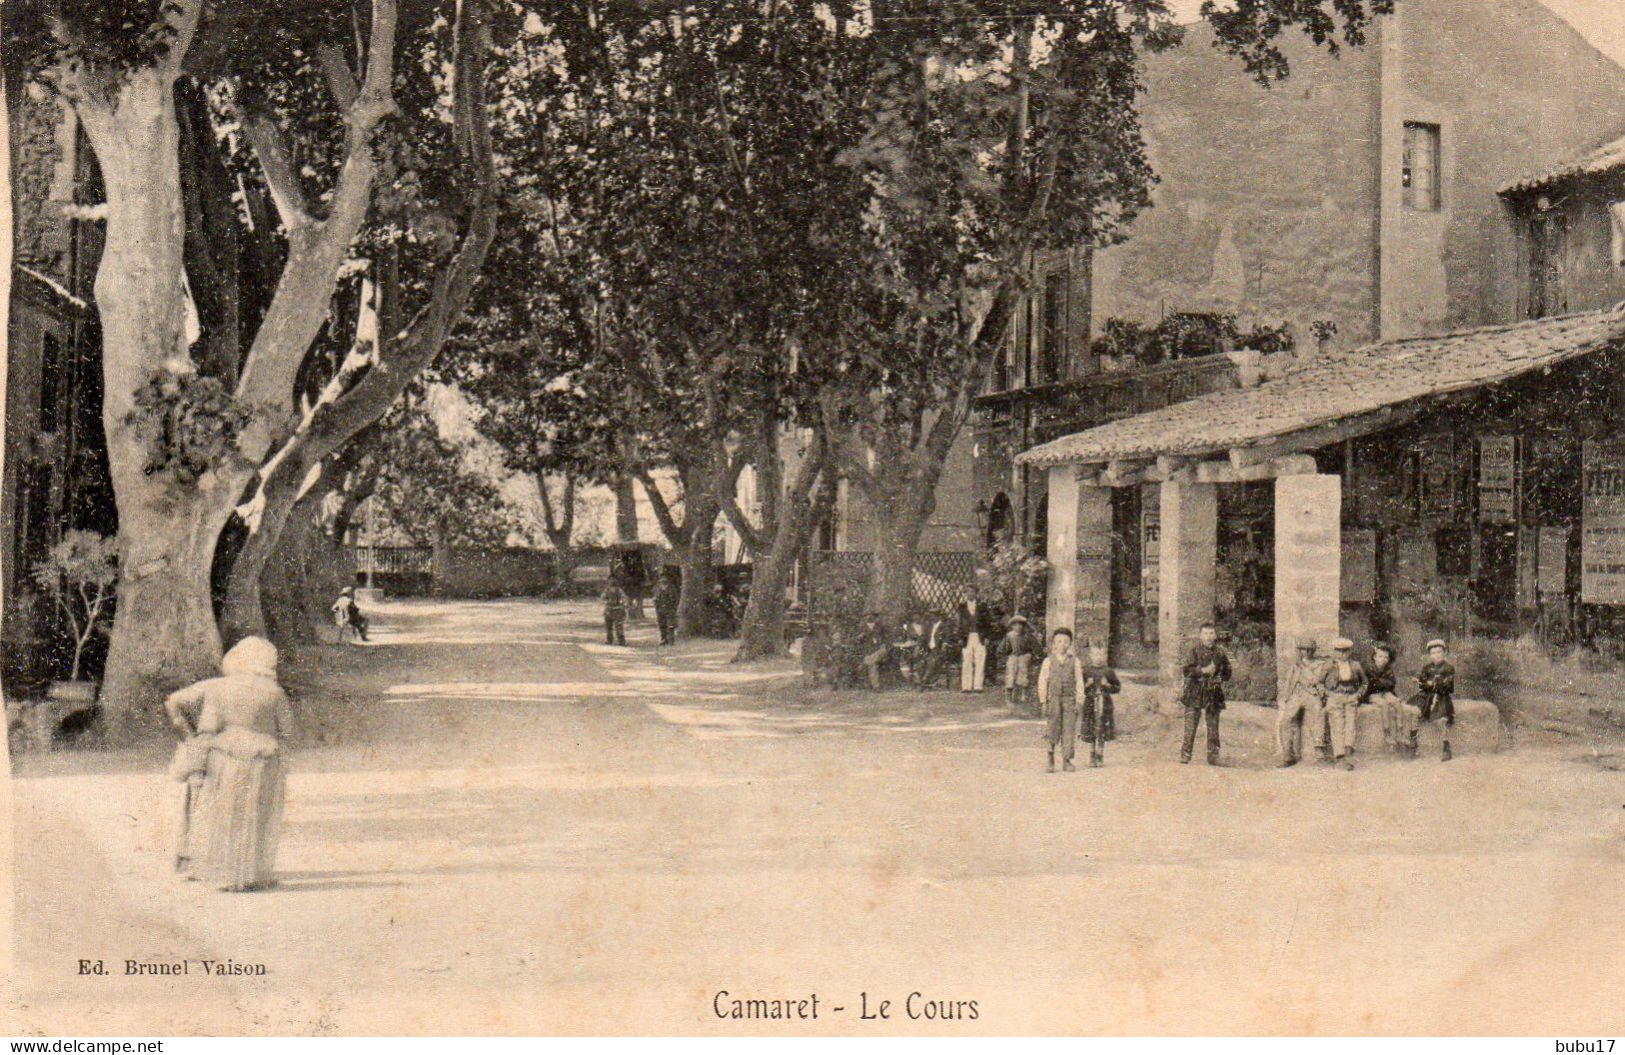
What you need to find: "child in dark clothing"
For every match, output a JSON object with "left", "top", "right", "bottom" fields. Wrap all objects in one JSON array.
[
  {"left": 1413, "top": 638, "right": 1457, "bottom": 762},
  {"left": 1081, "top": 644, "right": 1121, "bottom": 768}
]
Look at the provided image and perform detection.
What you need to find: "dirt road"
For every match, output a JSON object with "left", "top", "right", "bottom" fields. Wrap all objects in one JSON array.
[{"left": 7, "top": 599, "right": 1624, "bottom": 1035}]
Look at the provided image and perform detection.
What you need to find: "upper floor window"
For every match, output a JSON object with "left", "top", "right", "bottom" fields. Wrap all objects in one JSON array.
[{"left": 1403, "top": 122, "right": 1441, "bottom": 211}]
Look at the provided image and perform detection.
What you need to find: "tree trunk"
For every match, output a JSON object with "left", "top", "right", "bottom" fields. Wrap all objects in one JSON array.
[
  {"left": 263, "top": 480, "right": 355, "bottom": 647},
  {"left": 676, "top": 498, "right": 718, "bottom": 637},
  {"left": 863, "top": 469, "right": 937, "bottom": 626},
  {"left": 78, "top": 70, "right": 253, "bottom": 719},
  {"left": 614, "top": 474, "right": 639, "bottom": 544},
  {"left": 101, "top": 497, "right": 239, "bottom": 723},
  {"left": 220, "top": 454, "right": 307, "bottom": 645},
  {"left": 732, "top": 445, "right": 835, "bottom": 662}
]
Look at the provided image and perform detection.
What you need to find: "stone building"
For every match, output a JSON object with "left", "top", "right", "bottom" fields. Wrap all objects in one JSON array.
[
  {"left": 1022, "top": 123, "right": 1625, "bottom": 696},
  {"left": 955, "top": 0, "right": 1625, "bottom": 672},
  {"left": 4, "top": 82, "right": 112, "bottom": 692}
]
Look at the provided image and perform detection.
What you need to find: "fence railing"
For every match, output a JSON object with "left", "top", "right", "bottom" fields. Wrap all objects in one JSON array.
[
  {"left": 806, "top": 550, "right": 982, "bottom": 622},
  {"left": 354, "top": 545, "right": 433, "bottom": 577}
]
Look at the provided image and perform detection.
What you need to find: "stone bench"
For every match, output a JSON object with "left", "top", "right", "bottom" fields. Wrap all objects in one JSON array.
[{"left": 1351, "top": 697, "right": 1503, "bottom": 755}]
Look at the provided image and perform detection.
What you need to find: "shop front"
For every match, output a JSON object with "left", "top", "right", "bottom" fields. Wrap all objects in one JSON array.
[{"left": 1019, "top": 308, "right": 1625, "bottom": 699}]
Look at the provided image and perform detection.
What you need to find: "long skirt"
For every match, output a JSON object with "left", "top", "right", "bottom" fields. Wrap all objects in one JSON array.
[{"left": 189, "top": 749, "right": 286, "bottom": 891}]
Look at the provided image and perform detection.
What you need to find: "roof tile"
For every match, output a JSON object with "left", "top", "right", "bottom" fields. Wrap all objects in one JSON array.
[{"left": 1017, "top": 309, "right": 1625, "bottom": 469}]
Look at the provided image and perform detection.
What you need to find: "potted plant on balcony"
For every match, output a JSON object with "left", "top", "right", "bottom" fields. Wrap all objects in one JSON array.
[{"left": 32, "top": 529, "right": 120, "bottom": 704}]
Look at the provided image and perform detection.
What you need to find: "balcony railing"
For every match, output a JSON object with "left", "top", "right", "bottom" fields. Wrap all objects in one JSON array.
[{"left": 979, "top": 354, "right": 1241, "bottom": 444}]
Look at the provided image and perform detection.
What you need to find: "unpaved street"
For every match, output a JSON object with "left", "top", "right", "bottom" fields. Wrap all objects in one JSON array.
[{"left": 7, "top": 600, "right": 1625, "bottom": 1035}]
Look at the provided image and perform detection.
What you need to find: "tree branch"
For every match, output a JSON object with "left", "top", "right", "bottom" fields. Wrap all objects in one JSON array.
[
  {"left": 636, "top": 467, "right": 686, "bottom": 546},
  {"left": 234, "top": 0, "right": 400, "bottom": 434},
  {"left": 240, "top": 114, "right": 314, "bottom": 231}
]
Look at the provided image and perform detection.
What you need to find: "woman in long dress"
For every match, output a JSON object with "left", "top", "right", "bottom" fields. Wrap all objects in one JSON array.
[{"left": 163, "top": 637, "right": 297, "bottom": 891}]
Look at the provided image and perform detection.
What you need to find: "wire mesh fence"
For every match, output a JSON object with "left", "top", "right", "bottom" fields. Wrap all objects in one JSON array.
[{"left": 806, "top": 549, "right": 983, "bottom": 624}]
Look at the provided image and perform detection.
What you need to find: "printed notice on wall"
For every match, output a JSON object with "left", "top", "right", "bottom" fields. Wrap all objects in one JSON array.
[
  {"left": 1478, "top": 434, "right": 1517, "bottom": 523},
  {"left": 1141, "top": 506, "right": 1161, "bottom": 609},
  {"left": 1581, "top": 439, "right": 1625, "bottom": 604}
]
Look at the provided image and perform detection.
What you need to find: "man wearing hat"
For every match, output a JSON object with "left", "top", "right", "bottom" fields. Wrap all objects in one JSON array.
[
  {"left": 1320, "top": 637, "right": 1367, "bottom": 769},
  {"left": 1276, "top": 635, "right": 1329, "bottom": 768},
  {"left": 1178, "top": 622, "right": 1232, "bottom": 765},
  {"left": 996, "top": 614, "right": 1043, "bottom": 713}
]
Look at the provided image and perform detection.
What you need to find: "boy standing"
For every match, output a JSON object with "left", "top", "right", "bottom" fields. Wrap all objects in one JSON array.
[
  {"left": 1414, "top": 638, "right": 1457, "bottom": 762},
  {"left": 1276, "top": 635, "right": 1328, "bottom": 768},
  {"left": 1081, "top": 644, "right": 1121, "bottom": 768},
  {"left": 1321, "top": 637, "right": 1367, "bottom": 770},
  {"left": 1179, "top": 623, "right": 1232, "bottom": 766},
  {"left": 997, "top": 615, "right": 1043, "bottom": 713},
  {"left": 1036, "top": 628, "right": 1088, "bottom": 773}
]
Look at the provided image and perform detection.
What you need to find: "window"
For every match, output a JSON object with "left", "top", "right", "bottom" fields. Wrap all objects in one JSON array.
[
  {"left": 1038, "top": 271, "right": 1064, "bottom": 384},
  {"left": 1402, "top": 122, "right": 1441, "bottom": 211}
]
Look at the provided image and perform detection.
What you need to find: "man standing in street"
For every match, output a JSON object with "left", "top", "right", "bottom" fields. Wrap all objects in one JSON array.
[
  {"left": 653, "top": 570, "right": 679, "bottom": 646},
  {"left": 1179, "top": 622, "right": 1232, "bottom": 765},
  {"left": 956, "top": 590, "right": 994, "bottom": 692},
  {"left": 602, "top": 578, "right": 629, "bottom": 647}
]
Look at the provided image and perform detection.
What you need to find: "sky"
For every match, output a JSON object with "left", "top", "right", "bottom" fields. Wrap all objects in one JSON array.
[{"left": 1165, "top": 0, "right": 1625, "bottom": 66}]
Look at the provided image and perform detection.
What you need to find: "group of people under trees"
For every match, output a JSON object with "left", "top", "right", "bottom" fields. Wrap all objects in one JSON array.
[
  {"left": 602, "top": 569, "right": 736, "bottom": 647},
  {"left": 805, "top": 590, "right": 1051, "bottom": 701}
]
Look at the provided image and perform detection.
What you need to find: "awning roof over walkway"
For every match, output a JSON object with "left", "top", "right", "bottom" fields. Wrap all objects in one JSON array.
[
  {"left": 1017, "top": 308, "right": 1625, "bottom": 472},
  {"left": 1500, "top": 131, "right": 1625, "bottom": 195}
]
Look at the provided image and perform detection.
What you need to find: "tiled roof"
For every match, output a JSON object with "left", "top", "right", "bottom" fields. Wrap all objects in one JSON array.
[
  {"left": 1017, "top": 308, "right": 1625, "bottom": 468},
  {"left": 1500, "top": 132, "right": 1625, "bottom": 195}
]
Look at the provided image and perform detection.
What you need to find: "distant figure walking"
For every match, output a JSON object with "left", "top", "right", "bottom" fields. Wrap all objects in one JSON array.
[
  {"left": 653, "top": 571, "right": 680, "bottom": 646},
  {"left": 1178, "top": 622, "right": 1232, "bottom": 766},
  {"left": 164, "top": 637, "right": 297, "bottom": 892},
  {"left": 602, "top": 579, "right": 629, "bottom": 646},
  {"left": 331, "top": 586, "right": 368, "bottom": 642}
]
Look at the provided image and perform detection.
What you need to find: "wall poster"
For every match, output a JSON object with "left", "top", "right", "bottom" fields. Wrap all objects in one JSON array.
[
  {"left": 1141, "top": 505, "right": 1161, "bottom": 609},
  {"left": 1581, "top": 439, "right": 1625, "bottom": 605}
]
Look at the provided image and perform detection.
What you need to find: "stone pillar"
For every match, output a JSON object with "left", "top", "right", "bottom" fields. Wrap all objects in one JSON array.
[
  {"left": 1274, "top": 473, "right": 1343, "bottom": 698},
  {"left": 1157, "top": 481, "right": 1218, "bottom": 700},
  {"left": 1045, "top": 466, "right": 1079, "bottom": 637},
  {"left": 1074, "top": 485, "right": 1113, "bottom": 654}
]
